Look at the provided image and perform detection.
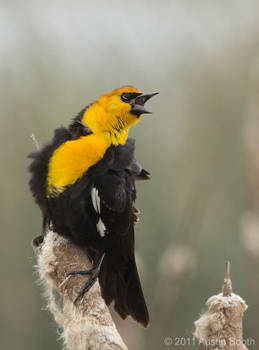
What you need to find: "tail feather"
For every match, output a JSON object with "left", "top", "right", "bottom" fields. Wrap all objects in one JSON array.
[
  {"left": 124, "top": 258, "right": 149, "bottom": 326},
  {"left": 99, "top": 254, "right": 149, "bottom": 327}
]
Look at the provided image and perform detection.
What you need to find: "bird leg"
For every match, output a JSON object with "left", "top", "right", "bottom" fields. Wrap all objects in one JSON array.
[{"left": 68, "top": 252, "right": 105, "bottom": 303}]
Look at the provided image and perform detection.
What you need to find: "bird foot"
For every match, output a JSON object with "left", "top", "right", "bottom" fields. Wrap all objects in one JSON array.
[
  {"left": 133, "top": 207, "right": 141, "bottom": 223},
  {"left": 67, "top": 252, "right": 105, "bottom": 303}
]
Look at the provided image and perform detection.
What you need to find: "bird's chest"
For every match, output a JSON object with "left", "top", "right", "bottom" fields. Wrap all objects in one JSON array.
[{"left": 47, "top": 134, "right": 111, "bottom": 197}]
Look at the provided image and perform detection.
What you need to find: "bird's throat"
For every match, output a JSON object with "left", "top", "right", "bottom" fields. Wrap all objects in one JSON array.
[{"left": 108, "top": 128, "right": 129, "bottom": 146}]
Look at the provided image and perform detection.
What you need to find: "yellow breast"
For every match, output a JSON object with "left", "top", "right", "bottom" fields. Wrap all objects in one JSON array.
[{"left": 47, "top": 134, "right": 111, "bottom": 197}]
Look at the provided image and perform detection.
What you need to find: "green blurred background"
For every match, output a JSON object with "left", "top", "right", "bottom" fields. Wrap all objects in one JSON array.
[{"left": 1, "top": 0, "right": 259, "bottom": 349}]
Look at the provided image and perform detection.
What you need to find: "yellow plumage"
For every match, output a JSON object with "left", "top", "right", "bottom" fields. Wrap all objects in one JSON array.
[
  {"left": 47, "top": 86, "right": 142, "bottom": 197},
  {"left": 47, "top": 134, "right": 111, "bottom": 196}
]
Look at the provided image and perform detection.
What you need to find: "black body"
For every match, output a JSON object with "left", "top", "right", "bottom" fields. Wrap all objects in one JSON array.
[{"left": 29, "top": 109, "right": 150, "bottom": 326}]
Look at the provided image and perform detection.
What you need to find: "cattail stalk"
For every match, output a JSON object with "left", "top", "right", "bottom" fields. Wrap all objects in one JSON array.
[
  {"left": 194, "top": 262, "right": 248, "bottom": 350},
  {"left": 33, "top": 230, "right": 127, "bottom": 350}
]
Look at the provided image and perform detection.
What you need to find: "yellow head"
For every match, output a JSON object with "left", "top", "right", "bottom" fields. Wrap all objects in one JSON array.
[{"left": 82, "top": 86, "right": 158, "bottom": 145}]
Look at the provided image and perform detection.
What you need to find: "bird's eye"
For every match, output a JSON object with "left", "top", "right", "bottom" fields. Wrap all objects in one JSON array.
[{"left": 121, "top": 92, "right": 131, "bottom": 102}]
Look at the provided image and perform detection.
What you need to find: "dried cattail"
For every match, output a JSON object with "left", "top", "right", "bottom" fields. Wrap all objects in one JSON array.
[
  {"left": 194, "top": 262, "right": 248, "bottom": 350},
  {"left": 33, "top": 230, "right": 127, "bottom": 350}
]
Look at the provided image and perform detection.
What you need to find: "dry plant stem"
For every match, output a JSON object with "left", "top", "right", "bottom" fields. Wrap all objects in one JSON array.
[
  {"left": 222, "top": 261, "right": 232, "bottom": 297},
  {"left": 34, "top": 230, "right": 127, "bottom": 350},
  {"left": 194, "top": 262, "right": 248, "bottom": 350},
  {"left": 31, "top": 133, "right": 40, "bottom": 150}
]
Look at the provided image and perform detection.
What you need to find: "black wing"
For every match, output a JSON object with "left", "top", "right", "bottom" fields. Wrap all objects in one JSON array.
[{"left": 89, "top": 139, "right": 150, "bottom": 326}]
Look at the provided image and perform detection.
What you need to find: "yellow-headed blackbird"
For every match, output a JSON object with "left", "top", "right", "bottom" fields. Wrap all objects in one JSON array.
[{"left": 29, "top": 86, "right": 158, "bottom": 327}]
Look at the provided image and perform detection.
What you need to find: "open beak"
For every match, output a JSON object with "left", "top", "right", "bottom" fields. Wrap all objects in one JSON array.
[{"left": 130, "top": 92, "right": 159, "bottom": 117}]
